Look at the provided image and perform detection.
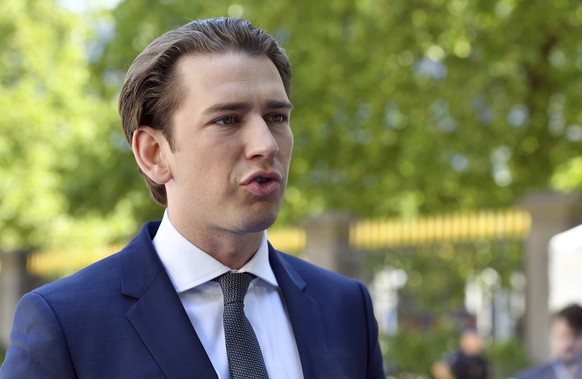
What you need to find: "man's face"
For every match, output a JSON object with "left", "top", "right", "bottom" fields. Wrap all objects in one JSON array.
[
  {"left": 460, "top": 331, "right": 483, "bottom": 356},
  {"left": 162, "top": 53, "right": 293, "bottom": 241},
  {"left": 550, "top": 318, "right": 582, "bottom": 363}
]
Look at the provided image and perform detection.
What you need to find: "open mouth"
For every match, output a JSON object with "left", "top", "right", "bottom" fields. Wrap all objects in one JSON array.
[
  {"left": 242, "top": 171, "right": 281, "bottom": 187},
  {"left": 243, "top": 172, "right": 281, "bottom": 196},
  {"left": 254, "top": 176, "right": 271, "bottom": 184}
]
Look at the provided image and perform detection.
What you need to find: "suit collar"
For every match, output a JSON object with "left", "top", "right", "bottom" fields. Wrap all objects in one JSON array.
[
  {"left": 268, "top": 244, "right": 332, "bottom": 379},
  {"left": 121, "top": 222, "right": 217, "bottom": 379},
  {"left": 120, "top": 222, "right": 162, "bottom": 298},
  {"left": 119, "top": 223, "right": 331, "bottom": 379}
]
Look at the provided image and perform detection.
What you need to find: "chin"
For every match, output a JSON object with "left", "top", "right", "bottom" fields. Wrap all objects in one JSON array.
[
  {"left": 251, "top": 216, "right": 278, "bottom": 232},
  {"left": 241, "top": 208, "right": 280, "bottom": 232},
  {"left": 560, "top": 353, "right": 577, "bottom": 364}
]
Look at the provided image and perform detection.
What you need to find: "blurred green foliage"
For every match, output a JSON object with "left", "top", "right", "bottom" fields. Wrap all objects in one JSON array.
[
  {"left": 383, "top": 329, "right": 457, "bottom": 377},
  {"left": 2, "top": 0, "right": 582, "bottom": 252},
  {"left": 370, "top": 239, "right": 527, "bottom": 377},
  {"left": 383, "top": 330, "right": 530, "bottom": 379},
  {"left": 93, "top": 0, "right": 582, "bottom": 225},
  {"left": 366, "top": 239, "right": 523, "bottom": 312},
  {"left": 486, "top": 338, "right": 531, "bottom": 379},
  {"left": 0, "top": 0, "right": 159, "bottom": 252}
]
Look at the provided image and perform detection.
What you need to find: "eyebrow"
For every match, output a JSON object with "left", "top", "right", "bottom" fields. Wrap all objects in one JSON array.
[
  {"left": 265, "top": 100, "right": 294, "bottom": 110},
  {"left": 203, "top": 100, "right": 293, "bottom": 115}
]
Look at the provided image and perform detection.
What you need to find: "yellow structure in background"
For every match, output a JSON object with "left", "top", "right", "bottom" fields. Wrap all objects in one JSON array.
[
  {"left": 28, "top": 227, "right": 307, "bottom": 279},
  {"left": 267, "top": 227, "right": 306, "bottom": 254},
  {"left": 28, "top": 243, "right": 127, "bottom": 280},
  {"left": 351, "top": 208, "right": 531, "bottom": 249},
  {"left": 29, "top": 208, "right": 530, "bottom": 279}
]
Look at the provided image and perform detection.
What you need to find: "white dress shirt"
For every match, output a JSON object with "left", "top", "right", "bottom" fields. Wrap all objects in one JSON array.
[
  {"left": 553, "top": 360, "right": 581, "bottom": 379},
  {"left": 153, "top": 211, "right": 304, "bottom": 379}
]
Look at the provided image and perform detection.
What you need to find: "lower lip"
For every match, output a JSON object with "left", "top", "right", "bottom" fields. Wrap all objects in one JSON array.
[{"left": 244, "top": 180, "right": 281, "bottom": 197}]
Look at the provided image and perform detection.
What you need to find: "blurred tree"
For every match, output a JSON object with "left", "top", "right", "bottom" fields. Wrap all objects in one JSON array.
[
  {"left": 4, "top": 0, "right": 582, "bottom": 251},
  {"left": 0, "top": 0, "right": 150, "bottom": 252},
  {"left": 552, "top": 156, "right": 582, "bottom": 190},
  {"left": 90, "top": 0, "right": 582, "bottom": 225}
]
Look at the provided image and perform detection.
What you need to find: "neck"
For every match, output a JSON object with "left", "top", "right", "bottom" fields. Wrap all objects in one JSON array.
[
  {"left": 197, "top": 231, "right": 264, "bottom": 269},
  {"left": 168, "top": 218, "right": 264, "bottom": 269}
]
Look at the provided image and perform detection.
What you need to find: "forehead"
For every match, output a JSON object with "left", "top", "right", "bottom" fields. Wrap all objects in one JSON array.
[
  {"left": 175, "top": 53, "right": 286, "bottom": 97},
  {"left": 552, "top": 318, "right": 577, "bottom": 334}
]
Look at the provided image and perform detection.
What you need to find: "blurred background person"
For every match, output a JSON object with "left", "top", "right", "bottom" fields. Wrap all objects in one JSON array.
[
  {"left": 515, "top": 304, "right": 582, "bottom": 379},
  {"left": 433, "top": 329, "right": 491, "bottom": 379}
]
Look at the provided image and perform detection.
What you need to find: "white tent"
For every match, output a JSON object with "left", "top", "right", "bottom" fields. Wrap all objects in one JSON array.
[{"left": 549, "top": 224, "right": 582, "bottom": 311}]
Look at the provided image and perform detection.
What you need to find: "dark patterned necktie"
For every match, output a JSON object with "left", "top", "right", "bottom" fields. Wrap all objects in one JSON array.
[{"left": 215, "top": 272, "right": 269, "bottom": 379}]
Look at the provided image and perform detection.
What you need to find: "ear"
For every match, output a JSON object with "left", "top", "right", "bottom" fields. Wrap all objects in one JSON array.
[{"left": 132, "top": 126, "right": 172, "bottom": 185}]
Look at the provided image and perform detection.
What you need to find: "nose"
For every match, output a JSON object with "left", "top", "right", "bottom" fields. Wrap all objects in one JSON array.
[{"left": 244, "top": 116, "right": 279, "bottom": 160}]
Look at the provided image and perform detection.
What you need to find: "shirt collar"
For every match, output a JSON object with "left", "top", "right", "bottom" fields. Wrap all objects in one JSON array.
[{"left": 153, "top": 210, "right": 278, "bottom": 293}]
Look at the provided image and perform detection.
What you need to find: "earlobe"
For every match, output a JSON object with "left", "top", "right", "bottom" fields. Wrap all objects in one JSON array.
[{"left": 132, "top": 126, "right": 172, "bottom": 185}]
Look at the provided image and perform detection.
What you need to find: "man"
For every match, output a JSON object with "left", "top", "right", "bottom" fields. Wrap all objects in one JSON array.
[
  {"left": 432, "top": 329, "right": 491, "bottom": 379},
  {"left": 0, "top": 17, "right": 385, "bottom": 379},
  {"left": 515, "top": 304, "right": 582, "bottom": 379}
]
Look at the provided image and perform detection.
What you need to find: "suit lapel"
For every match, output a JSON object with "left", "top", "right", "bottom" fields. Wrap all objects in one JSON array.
[
  {"left": 119, "top": 223, "right": 331, "bottom": 378},
  {"left": 269, "top": 246, "right": 332, "bottom": 379},
  {"left": 121, "top": 222, "right": 217, "bottom": 379}
]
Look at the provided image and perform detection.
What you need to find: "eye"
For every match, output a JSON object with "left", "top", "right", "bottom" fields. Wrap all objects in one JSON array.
[
  {"left": 267, "top": 113, "right": 289, "bottom": 123},
  {"left": 215, "top": 115, "right": 238, "bottom": 125}
]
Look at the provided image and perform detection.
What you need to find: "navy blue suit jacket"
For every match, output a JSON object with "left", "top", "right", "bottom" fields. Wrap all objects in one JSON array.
[
  {"left": 0, "top": 222, "right": 385, "bottom": 378},
  {"left": 514, "top": 364, "right": 559, "bottom": 379},
  {"left": 514, "top": 360, "right": 582, "bottom": 379}
]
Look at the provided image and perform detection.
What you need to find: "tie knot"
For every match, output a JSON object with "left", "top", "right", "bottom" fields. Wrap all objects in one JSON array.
[{"left": 216, "top": 272, "right": 254, "bottom": 304}]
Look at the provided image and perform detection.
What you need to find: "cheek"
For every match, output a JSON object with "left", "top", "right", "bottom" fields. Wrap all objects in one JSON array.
[
  {"left": 173, "top": 150, "right": 218, "bottom": 192},
  {"left": 277, "top": 131, "right": 294, "bottom": 161},
  {"left": 193, "top": 148, "right": 239, "bottom": 187},
  {"left": 192, "top": 142, "right": 231, "bottom": 167},
  {"left": 554, "top": 335, "right": 576, "bottom": 351}
]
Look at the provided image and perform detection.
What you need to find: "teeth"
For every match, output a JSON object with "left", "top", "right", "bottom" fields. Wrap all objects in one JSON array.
[{"left": 255, "top": 177, "right": 269, "bottom": 183}]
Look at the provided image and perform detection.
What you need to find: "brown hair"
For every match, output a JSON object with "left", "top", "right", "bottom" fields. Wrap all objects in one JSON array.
[
  {"left": 118, "top": 17, "right": 292, "bottom": 205},
  {"left": 553, "top": 304, "right": 582, "bottom": 335}
]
